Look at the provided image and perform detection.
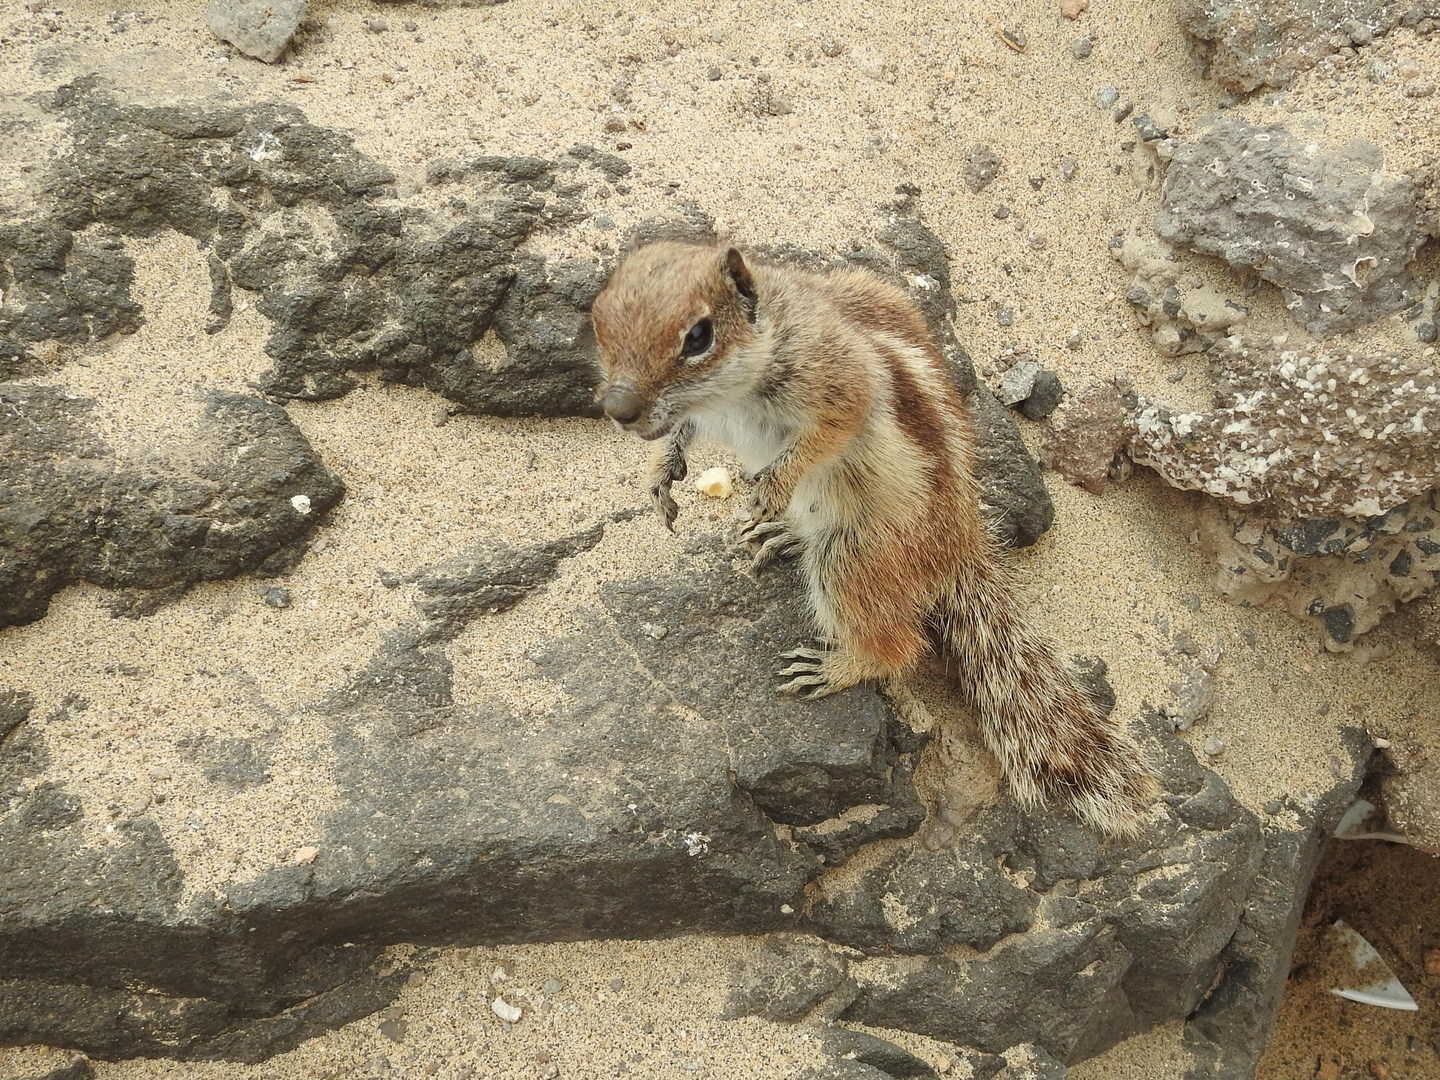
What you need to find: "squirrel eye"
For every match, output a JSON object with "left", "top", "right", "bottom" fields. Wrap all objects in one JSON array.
[{"left": 680, "top": 318, "right": 713, "bottom": 359}]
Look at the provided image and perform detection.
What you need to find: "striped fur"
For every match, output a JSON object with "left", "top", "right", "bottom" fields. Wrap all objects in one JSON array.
[{"left": 592, "top": 242, "right": 1158, "bottom": 837}]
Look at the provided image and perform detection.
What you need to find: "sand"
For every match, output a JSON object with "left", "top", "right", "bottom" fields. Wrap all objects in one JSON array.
[{"left": 1, "top": 0, "right": 1438, "bottom": 1076}]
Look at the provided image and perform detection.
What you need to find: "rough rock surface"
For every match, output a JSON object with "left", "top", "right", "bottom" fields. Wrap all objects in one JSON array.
[
  {"left": 1130, "top": 336, "right": 1440, "bottom": 520},
  {"left": 1039, "top": 379, "right": 1138, "bottom": 495},
  {"left": 1157, "top": 119, "right": 1427, "bottom": 336},
  {"left": 1179, "top": 0, "right": 1416, "bottom": 92},
  {"left": 0, "top": 385, "right": 344, "bottom": 629},
  {"left": 1197, "top": 494, "right": 1440, "bottom": 650},
  {"left": 205, "top": 0, "right": 307, "bottom": 64},
  {"left": 1111, "top": 235, "right": 1249, "bottom": 357},
  {"left": 0, "top": 530, "right": 925, "bottom": 1059}
]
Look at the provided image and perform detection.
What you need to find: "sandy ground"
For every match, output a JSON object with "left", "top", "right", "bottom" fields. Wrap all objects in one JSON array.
[{"left": 1, "top": 0, "right": 1438, "bottom": 1076}]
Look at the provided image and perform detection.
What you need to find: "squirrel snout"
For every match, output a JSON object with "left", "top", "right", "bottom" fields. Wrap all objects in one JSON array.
[{"left": 601, "top": 384, "right": 646, "bottom": 426}]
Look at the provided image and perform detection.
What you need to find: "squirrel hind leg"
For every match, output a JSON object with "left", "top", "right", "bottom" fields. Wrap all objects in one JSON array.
[{"left": 774, "top": 645, "right": 891, "bottom": 699}]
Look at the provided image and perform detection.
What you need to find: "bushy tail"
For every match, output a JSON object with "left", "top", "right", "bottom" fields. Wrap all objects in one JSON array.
[{"left": 935, "top": 551, "right": 1159, "bottom": 837}]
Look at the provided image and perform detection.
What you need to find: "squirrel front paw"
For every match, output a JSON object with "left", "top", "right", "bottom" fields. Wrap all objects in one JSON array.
[{"left": 737, "top": 518, "right": 801, "bottom": 572}]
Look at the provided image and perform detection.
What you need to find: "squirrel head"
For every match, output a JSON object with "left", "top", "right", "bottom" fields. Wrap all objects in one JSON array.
[{"left": 591, "top": 241, "right": 758, "bottom": 440}]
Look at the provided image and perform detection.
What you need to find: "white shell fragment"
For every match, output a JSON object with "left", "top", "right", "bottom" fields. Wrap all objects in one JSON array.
[
  {"left": 290, "top": 494, "right": 312, "bottom": 515},
  {"left": 693, "top": 466, "right": 733, "bottom": 499},
  {"left": 1332, "top": 798, "right": 1410, "bottom": 843},
  {"left": 1328, "top": 920, "right": 1419, "bottom": 1011},
  {"left": 490, "top": 996, "right": 523, "bottom": 1023}
]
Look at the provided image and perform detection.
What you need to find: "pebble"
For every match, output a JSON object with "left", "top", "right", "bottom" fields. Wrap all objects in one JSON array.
[
  {"left": 263, "top": 587, "right": 291, "bottom": 609},
  {"left": 491, "top": 996, "right": 523, "bottom": 1023},
  {"left": 1202, "top": 737, "right": 1226, "bottom": 757},
  {"left": 1026, "top": 233, "right": 1048, "bottom": 250},
  {"left": 1417, "top": 322, "right": 1437, "bottom": 343},
  {"left": 1167, "top": 367, "right": 1187, "bottom": 382},
  {"left": 364, "top": 19, "right": 388, "bottom": 32},
  {"left": 125, "top": 790, "right": 152, "bottom": 815},
  {"left": 378, "top": 1018, "right": 408, "bottom": 1043},
  {"left": 641, "top": 622, "right": 668, "bottom": 640},
  {"left": 1264, "top": 799, "right": 1284, "bottom": 815},
  {"left": 1018, "top": 371, "right": 1063, "bottom": 421},
  {"left": 705, "top": 65, "right": 721, "bottom": 80},
  {"left": 293, "top": 845, "right": 319, "bottom": 865},
  {"left": 377, "top": 568, "right": 402, "bottom": 587},
  {"left": 999, "top": 25, "right": 1027, "bottom": 50},
  {"left": 1058, "top": 0, "right": 1089, "bottom": 17},
  {"left": 542, "top": 977, "right": 565, "bottom": 995},
  {"left": 1071, "top": 37, "right": 1093, "bottom": 59},
  {"left": 379, "top": 1007, "right": 405, "bottom": 1022},
  {"left": 1065, "top": 328, "right": 1083, "bottom": 350},
  {"left": 432, "top": 407, "right": 450, "bottom": 427},
  {"left": 1098, "top": 86, "right": 1120, "bottom": 107},
  {"left": 1402, "top": 79, "right": 1436, "bottom": 98},
  {"left": 820, "top": 35, "right": 844, "bottom": 57},
  {"left": 1424, "top": 948, "right": 1440, "bottom": 976},
  {"left": 407, "top": 970, "right": 428, "bottom": 988},
  {"left": 594, "top": 214, "right": 616, "bottom": 231},
  {"left": 1058, "top": 155, "right": 1077, "bottom": 180},
  {"left": 993, "top": 204, "right": 1012, "bottom": 219},
  {"left": 710, "top": 26, "right": 725, "bottom": 42},
  {"left": 996, "top": 307, "right": 1015, "bottom": 327},
  {"left": 610, "top": 977, "right": 626, "bottom": 991},
  {"left": 1113, "top": 101, "right": 1135, "bottom": 122}
]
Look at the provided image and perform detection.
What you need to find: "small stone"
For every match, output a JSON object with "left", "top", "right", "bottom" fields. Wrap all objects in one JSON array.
[
  {"left": 705, "top": 65, "right": 721, "bottom": 80},
  {"left": 1369, "top": 1060, "right": 1391, "bottom": 1079},
  {"left": 1027, "top": 233, "right": 1048, "bottom": 250},
  {"left": 963, "top": 143, "right": 1002, "bottom": 193},
  {"left": 993, "top": 204, "right": 1012, "bottom": 219},
  {"left": 936, "top": 1058, "right": 952, "bottom": 1076},
  {"left": 432, "top": 407, "right": 450, "bottom": 427},
  {"left": 1264, "top": 799, "right": 1284, "bottom": 815},
  {"left": 602, "top": 116, "right": 626, "bottom": 134},
  {"left": 1316, "top": 1061, "right": 1341, "bottom": 1080},
  {"left": 1071, "top": 37, "right": 1093, "bottom": 59},
  {"left": 543, "top": 977, "right": 565, "bottom": 995},
  {"left": 1058, "top": 0, "right": 1089, "bottom": 18},
  {"left": 1098, "top": 86, "right": 1120, "bottom": 107},
  {"left": 1113, "top": 101, "right": 1135, "bottom": 122},
  {"left": 1167, "top": 367, "right": 1187, "bottom": 383},
  {"left": 1417, "top": 322, "right": 1437, "bottom": 343},
  {"left": 1402, "top": 80, "right": 1435, "bottom": 98},
  {"left": 1065, "top": 329, "right": 1083, "bottom": 350},
  {"left": 535, "top": 1050, "right": 552, "bottom": 1064},
  {"left": 996, "top": 307, "right": 1015, "bottom": 327},
  {"left": 1028, "top": 175, "right": 1045, "bottom": 191},
  {"left": 1018, "top": 371, "right": 1063, "bottom": 421},
  {"left": 293, "top": 845, "right": 319, "bottom": 865},
  {"left": 1058, "top": 155, "right": 1077, "bottom": 180},
  {"left": 1203, "top": 737, "right": 1226, "bottom": 757},
  {"left": 290, "top": 493, "right": 312, "bottom": 515},
  {"left": 379, "top": 1006, "right": 404, "bottom": 1022},
  {"left": 407, "top": 970, "right": 428, "bottom": 988},
  {"left": 1424, "top": 948, "right": 1440, "bottom": 975},
  {"left": 492, "top": 996, "right": 523, "bottom": 1023},
  {"left": 263, "top": 587, "right": 290, "bottom": 609},
  {"left": 205, "top": 0, "right": 306, "bottom": 64},
  {"left": 402, "top": 20, "right": 417, "bottom": 32},
  {"left": 710, "top": 26, "right": 725, "bottom": 42},
  {"left": 641, "top": 622, "right": 668, "bottom": 640},
  {"left": 377, "top": 568, "right": 402, "bottom": 587},
  {"left": 820, "top": 35, "right": 844, "bottom": 57},
  {"left": 999, "top": 25, "right": 1027, "bottom": 50},
  {"left": 610, "top": 977, "right": 625, "bottom": 991},
  {"left": 378, "top": 1018, "right": 407, "bottom": 1043},
  {"left": 364, "top": 19, "right": 388, "bottom": 32},
  {"left": 125, "top": 790, "right": 153, "bottom": 815}
]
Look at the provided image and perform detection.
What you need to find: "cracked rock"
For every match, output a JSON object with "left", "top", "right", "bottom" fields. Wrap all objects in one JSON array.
[
  {"left": 1156, "top": 119, "right": 1427, "bottom": 336},
  {"left": 206, "top": 0, "right": 307, "bottom": 64}
]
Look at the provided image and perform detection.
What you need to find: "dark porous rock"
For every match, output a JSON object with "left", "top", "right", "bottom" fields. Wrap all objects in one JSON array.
[
  {"left": 3, "top": 519, "right": 923, "bottom": 1059},
  {"left": 826, "top": 715, "right": 1265, "bottom": 1063},
  {"left": 818, "top": 1026, "right": 938, "bottom": 1077},
  {"left": 1157, "top": 119, "right": 1427, "bottom": 336},
  {"left": 722, "top": 934, "right": 850, "bottom": 1021},
  {"left": 0, "top": 221, "right": 143, "bottom": 378},
  {"left": 799, "top": 1061, "right": 898, "bottom": 1080},
  {"left": 206, "top": 0, "right": 307, "bottom": 64},
  {"left": 1180, "top": 0, "right": 1411, "bottom": 92},
  {"left": 0, "top": 384, "right": 343, "bottom": 629}
]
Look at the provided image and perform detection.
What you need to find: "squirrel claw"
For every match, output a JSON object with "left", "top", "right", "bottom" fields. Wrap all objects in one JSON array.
[
  {"left": 778, "top": 673, "right": 839, "bottom": 698},
  {"left": 738, "top": 517, "right": 787, "bottom": 544},
  {"left": 778, "top": 646, "right": 827, "bottom": 662},
  {"left": 750, "top": 531, "right": 801, "bottom": 573},
  {"left": 651, "top": 483, "right": 680, "bottom": 531}
]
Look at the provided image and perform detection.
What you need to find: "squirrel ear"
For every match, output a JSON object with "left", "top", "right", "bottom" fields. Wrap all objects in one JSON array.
[{"left": 722, "top": 247, "right": 758, "bottom": 319}]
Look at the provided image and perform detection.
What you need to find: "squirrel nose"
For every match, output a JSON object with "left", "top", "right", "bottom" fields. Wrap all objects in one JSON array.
[{"left": 602, "top": 385, "right": 645, "bottom": 426}]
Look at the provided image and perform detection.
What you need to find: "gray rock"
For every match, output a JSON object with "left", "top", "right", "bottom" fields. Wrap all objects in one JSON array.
[
  {"left": 722, "top": 934, "right": 850, "bottom": 1021},
  {"left": 1156, "top": 119, "right": 1426, "bottom": 336},
  {"left": 817, "top": 1028, "right": 937, "bottom": 1078},
  {"left": 14, "top": 1057, "right": 93, "bottom": 1080},
  {"left": 0, "top": 385, "right": 343, "bottom": 629},
  {"left": 206, "top": 0, "right": 308, "bottom": 64},
  {"left": 0, "top": 525, "right": 919, "bottom": 1058},
  {"left": 1000, "top": 362, "right": 1042, "bottom": 406},
  {"left": 1179, "top": 0, "right": 1411, "bottom": 92},
  {"left": 963, "top": 144, "right": 1003, "bottom": 194},
  {"left": 1018, "top": 371, "right": 1063, "bottom": 421},
  {"left": 996, "top": 1044, "right": 1068, "bottom": 1079}
]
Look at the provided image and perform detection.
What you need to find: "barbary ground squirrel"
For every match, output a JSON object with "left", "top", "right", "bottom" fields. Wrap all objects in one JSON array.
[{"left": 590, "top": 241, "right": 1158, "bottom": 836}]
